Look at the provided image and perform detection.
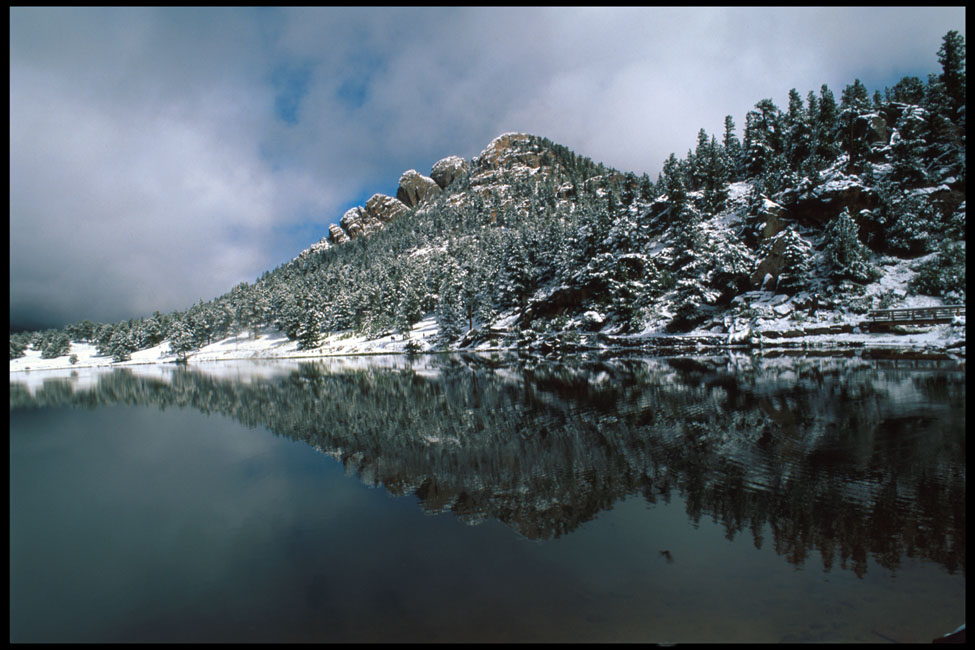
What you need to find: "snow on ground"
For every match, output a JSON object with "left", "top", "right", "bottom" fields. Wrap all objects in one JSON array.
[
  {"left": 10, "top": 287, "right": 966, "bottom": 382},
  {"left": 10, "top": 316, "right": 447, "bottom": 377}
]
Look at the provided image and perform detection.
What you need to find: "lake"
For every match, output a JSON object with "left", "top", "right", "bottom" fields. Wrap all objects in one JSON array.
[{"left": 9, "top": 352, "right": 966, "bottom": 643}]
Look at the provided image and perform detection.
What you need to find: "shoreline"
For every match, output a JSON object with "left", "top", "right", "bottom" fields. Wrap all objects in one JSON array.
[{"left": 10, "top": 322, "right": 965, "bottom": 377}]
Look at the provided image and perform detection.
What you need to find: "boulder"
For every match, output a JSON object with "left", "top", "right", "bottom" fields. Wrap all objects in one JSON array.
[
  {"left": 862, "top": 113, "right": 889, "bottom": 145},
  {"left": 430, "top": 156, "right": 468, "bottom": 190},
  {"left": 396, "top": 170, "right": 442, "bottom": 207},
  {"left": 785, "top": 176, "right": 879, "bottom": 228},
  {"left": 340, "top": 207, "right": 365, "bottom": 239},
  {"left": 364, "top": 193, "right": 409, "bottom": 223},
  {"left": 759, "top": 196, "right": 789, "bottom": 239},
  {"left": 328, "top": 224, "right": 349, "bottom": 245}
]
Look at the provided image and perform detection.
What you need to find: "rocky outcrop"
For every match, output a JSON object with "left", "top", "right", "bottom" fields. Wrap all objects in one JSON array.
[
  {"left": 328, "top": 224, "right": 349, "bottom": 245},
  {"left": 340, "top": 207, "right": 366, "bottom": 239},
  {"left": 780, "top": 176, "right": 879, "bottom": 228},
  {"left": 473, "top": 133, "right": 545, "bottom": 170},
  {"left": 430, "top": 155, "right": 468, "bottom": 190},
  {"left": 397, "top": 169, "right": 442, "bottom": 208},
  {"left": 758, "top": 196, "right": 789, "bottom": 240},
  {"left": 315, "top": 132, "right": 572, "bottom": 252},
  {"left": 364, "top": 193, "right": 409, "bottom": 224}
]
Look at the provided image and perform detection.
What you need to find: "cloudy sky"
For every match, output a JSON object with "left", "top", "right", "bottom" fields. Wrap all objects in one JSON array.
[{"left": 10, "top": 7, "right": 966, "bottom": 330}]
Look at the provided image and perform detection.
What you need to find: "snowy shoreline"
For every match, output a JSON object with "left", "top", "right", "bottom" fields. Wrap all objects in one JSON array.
[{"left": 9, "top": 311, "right": 965, "bottom": 378}]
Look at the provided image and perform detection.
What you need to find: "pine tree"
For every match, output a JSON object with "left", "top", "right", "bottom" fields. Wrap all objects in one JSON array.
[
  {"left": 937, "top": 30, "right": 966, "bottom": 121},
  {"left": 435, "top": 275, "right": 467, "bottom": 343},
  {"left": 771, "top": 228, "right": 812, "bottom": 295},
  {"left": 10, "top": 338, "right": 26, "bottom": 360},
  {"left": 698, "top": 135, "right": 730, "bottom": 216},
  {"left": 885, "top": 191, "right": 940, "bottom": 256},
  {"left": 94, "top": 323, "right": 116, "bottom": 357},
  {"left": 744, "top": 100, "right": 782, "bottom": 178},
  {"left": 888, "top": 105, "right": 929, "bottom": 187},
  {"left": 40, "top": 331, "right": 71, "bottom": 359},
  {"left": 909, "top": 240, "right": 966, "bottom": 302},
  {"left": 824, "top": 208, "right": 877, "bottom": 283},
  {"left": 722, "top": 115, "right": 744, "bottom": 181},
  {"left": 660, "top": 152, "right": 689, "bottom": 215},
  {"left": 394, "top": 279, "right": 423, "bottom": 335},
  {"left": 690, "top": 128, "right": 711, "bottom": 191},
  {"left": 168, "top": 319, "right": 195, "bottom": 362},
  {"left": 109, "top": 329, "right": 135, "bottom": 362},
  {"left": 814, "top": 84, "right": 840, "bottom": 164},
  {"left": 885, "top": 76, "right": 925, "bottom": 105},
  {"left": 784, "top": 88, "right": 813, "bottom": 173},
  {"left": 839, "top": 79, "right": 872, "bottom": 173}
]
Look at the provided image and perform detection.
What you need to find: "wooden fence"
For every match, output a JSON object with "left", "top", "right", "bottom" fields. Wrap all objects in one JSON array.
[{"left": 865, "top": 305, "right": 965, "bottom": 326}]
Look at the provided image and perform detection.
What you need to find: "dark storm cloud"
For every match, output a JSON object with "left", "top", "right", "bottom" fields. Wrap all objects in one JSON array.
[{"left": 9, "top": 7, "right": 965, "bottom": 330}]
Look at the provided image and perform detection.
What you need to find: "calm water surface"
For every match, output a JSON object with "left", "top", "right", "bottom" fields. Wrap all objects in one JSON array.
[{"left": 9, "top": 353, "right": 966, "bottom": 642}]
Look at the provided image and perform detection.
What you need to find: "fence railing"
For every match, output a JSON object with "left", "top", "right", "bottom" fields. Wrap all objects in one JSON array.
[{"left": 866, "top": 305, "right": 966, "bottom": 323}]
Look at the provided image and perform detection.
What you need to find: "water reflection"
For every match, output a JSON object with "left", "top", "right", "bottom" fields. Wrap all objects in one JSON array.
[{"left": 10, "top": 353, "right": 965, "bottom": 578}]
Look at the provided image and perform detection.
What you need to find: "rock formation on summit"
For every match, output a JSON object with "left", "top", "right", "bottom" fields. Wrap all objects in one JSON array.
[
  {"left": 396, "top": 170, "right": 442, "bottom": 208},
  {"left": 430, "top": 155, "right": 468, "bottom": 190}
]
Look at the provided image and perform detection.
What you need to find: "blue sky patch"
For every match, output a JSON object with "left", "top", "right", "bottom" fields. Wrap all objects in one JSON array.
[{"left": 271, "top": 61, "right": 314, "bottom": 125}]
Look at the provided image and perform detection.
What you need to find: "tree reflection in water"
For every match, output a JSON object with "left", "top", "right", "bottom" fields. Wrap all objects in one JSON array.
[{"left": 10, "top": 353, "right": 965, "bottom": 578}]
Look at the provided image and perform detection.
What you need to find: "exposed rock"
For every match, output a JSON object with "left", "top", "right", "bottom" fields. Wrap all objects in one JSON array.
[
  {"left": 364, "top": 193, "right": 409, "bottom": 226},
  {"left": 294, "top": 235, "right": 331, "bottom": 261},
  {"left": 783, "top": 176, "right": 879, "bottom": 228},
  {"left": 473, "top": 133, "right": 539, "bottom": 170},
  {"left": 397, "top": 170, "right": 442, "bottom": 208},
  {"left": 340, "top": 207, "right": 366, "bottom": 239},
  {"left": 750, "top": 233, "right": 793, "bottom": 288},
  {"left": 430, "top": 155, "right": 468, "bottom": 190},
  {"left": 773, "top": 302, "right": 793, "bottom": 317},
  {"left": 328, "top": 224, "right": 349, "bottom": 245},
  {"left": 759, "top": 196, "right": 789, "bottom": 239},
  {"left": 862, "top": 113, "right": 889, "bottom": 145}
]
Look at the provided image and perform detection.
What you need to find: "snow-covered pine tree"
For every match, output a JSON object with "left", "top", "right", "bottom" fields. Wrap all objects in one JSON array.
[
  {"left": 40, "top": 331, "right": 71, "bottom": 359},
  {"left": 743, "top": 98, "right": 782, "bottom": 178},
  {"left": 771, "top": 227, "right": 812, "bottom": 295},
  {"left": 435, "top": 275, "right": 466, "bottom": 344},
  {"left": 824, "top": 208, "right": 877, "bottom": 283},
  {"left": 839, "top": 79, "right": 872, "bottom": 173},
  {"left": 937, "top": 30, "right": 966, "bottom": 122},
  {"left": 885, "top": 76, "right": 925, "bottom": 104},
  {"left": 909, "top": 240, "right": 966, "bottom": 302},
  {"left": 109, "top": 328, "right": 135, "bottom": 362},
  {"left": 888, "top": 105, "right": 930, "bottom": 188},
  {"left": 885, "top": 191, "right": 940, "bottom": 257},
  {"left": 784, "top": 88, "right": 813, "bottom": 173},
  {"left": 10, "top": 338, "right": 27, "bottom": 360},
  {"left": 168, "top": 319, "right": 195, "bottom": 362},
  {"left": 394, "top": 276, "right": 423, "bottom": 335},
  {"left": 813, "top": 84, "right": 841, "bottom": 165},
  {"left": 722, "top": 115, "right": 744, "bottom": 182},
  {"left": 698, "top": 135, "right": 730, "bottom": 217}
]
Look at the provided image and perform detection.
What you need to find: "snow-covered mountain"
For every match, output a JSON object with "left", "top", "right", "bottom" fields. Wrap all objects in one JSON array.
[{"left": 11, "top": 32, "right": 966, "bottom": 368}]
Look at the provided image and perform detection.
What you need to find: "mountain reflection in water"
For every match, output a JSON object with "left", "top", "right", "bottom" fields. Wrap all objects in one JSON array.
[{"left": 10, "top": 353, "right": 965, "bottom": 578}]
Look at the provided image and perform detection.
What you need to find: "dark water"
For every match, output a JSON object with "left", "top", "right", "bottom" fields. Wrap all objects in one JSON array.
[{"left": 9, "top": 353, "right": 966, "bottom": 643}]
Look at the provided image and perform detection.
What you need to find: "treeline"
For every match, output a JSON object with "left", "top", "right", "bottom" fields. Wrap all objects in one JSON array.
[{"left": 11, "top": 31, "right": 966, "bottom": 360}]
